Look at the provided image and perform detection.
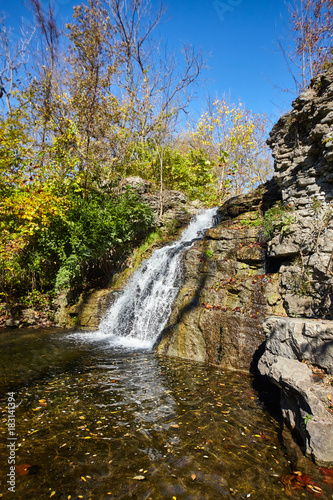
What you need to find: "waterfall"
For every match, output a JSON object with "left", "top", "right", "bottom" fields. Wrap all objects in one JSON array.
[{"left": 98, "top": 208, "right": 218, "bottom": 349}]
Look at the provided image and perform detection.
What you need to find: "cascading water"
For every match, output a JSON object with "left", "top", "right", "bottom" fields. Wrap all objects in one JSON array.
[{"left": 98, "top": 208, "right": 218, "bottom": 349}]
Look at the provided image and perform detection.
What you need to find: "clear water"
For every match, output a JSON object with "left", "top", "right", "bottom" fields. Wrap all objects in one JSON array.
[{"left": 0, "top": 328, "right": 331, "bottom": 499}]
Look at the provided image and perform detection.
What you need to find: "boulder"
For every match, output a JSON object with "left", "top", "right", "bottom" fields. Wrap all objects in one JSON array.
[{"left": 258, "top": 317, "right": 333, "bottom": 464}]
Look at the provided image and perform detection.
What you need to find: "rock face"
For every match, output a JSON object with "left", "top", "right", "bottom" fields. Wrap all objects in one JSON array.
[
  {"left": 156, "top": 182, "right": 284, "bottom": 371},
  {"left": 53, "top": 288, "right": 122, "bottom": 329},
  {"left": 258, "top": 317, "right": 333, "bottom": 464},
  {"left": 268, "top": 70, "right": 333, "bottom": 208},
  {"left": 267, "top": 69, "right": 333, "bottom": 319},
  {"left": 119, "top": 176, "right": 200, "bottom": 227},
  {"left": 258, "top": 68, "right": 333, "bottom": 465}
]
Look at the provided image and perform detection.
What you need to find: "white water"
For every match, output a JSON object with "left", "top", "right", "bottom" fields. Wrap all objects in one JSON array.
[{"left": 83, "top": 208, "right": 218, "bottom": 349}]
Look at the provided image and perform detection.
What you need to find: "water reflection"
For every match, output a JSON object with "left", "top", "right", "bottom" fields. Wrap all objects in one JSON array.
[{"left": 0, "top": 329, "right": 331, "bottom": 499}]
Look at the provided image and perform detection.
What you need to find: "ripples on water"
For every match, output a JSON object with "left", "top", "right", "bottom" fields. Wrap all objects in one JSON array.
[{"left": 0, "top": 329, "right": 331, "bottom": 499}]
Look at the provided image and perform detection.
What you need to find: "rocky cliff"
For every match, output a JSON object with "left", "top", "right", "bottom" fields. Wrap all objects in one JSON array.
[
  {"left": 156, "top": 182, "right": 283, "bottom": 371},
  {"left": 258, "top": 69, "right": 333, "bottom": 465},
  {"left": 157, "top": 68, "right": 333, "bottom": 464}
]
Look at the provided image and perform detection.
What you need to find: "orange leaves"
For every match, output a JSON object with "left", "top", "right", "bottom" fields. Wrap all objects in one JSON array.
[
  {"left": 16, "top": 464, "right": 32, "bottom": 476},
  {"left": 202, "top": 302, "right": 228, "bottom": 311},
  {"left": 16, "top": 464, "right": 41, "bottom": 476},
  {"left": 318, "top": 467, "right": 333, "bottom": 486},
  {"left": 201, "top": 302, "right": 243, "bottom": 314},
  {"left": 280, "top": 471, "right": 323, "bottom": 497}
]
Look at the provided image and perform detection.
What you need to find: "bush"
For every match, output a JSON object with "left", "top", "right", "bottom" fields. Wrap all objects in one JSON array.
[{"left": 0, "top": 184, "right": 154, "bottom": 299}]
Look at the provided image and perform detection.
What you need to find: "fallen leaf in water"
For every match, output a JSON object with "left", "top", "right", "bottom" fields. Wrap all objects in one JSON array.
[
  {"left": 170, "top": 424, "right": 179, "bottom": 428},
  {"left": 280, "top": 472, "right": 323, "bottom": 497},
  {"left": 16, "top": 464, "right": 32, "bottom": 476},
  {"left": 16, "top": 464, "right": 41, "bottom": 476},
  {"left": 50, "top": 492, "right": 55, "bottom": 498},
  {"left": 280, "top": 474, "right": 304, "bottom": 495},
  {"left": 133, "top": 475, "right": 146, "bottom": 480},
  {"left": 318, "top": 466, "right": 333, "bottom": 476},
  {"left": 81, "top": 476, "right": 86, "bottom": 482},
  {"left": 318, "top": 467, "right": 333, "bottom": 485}
]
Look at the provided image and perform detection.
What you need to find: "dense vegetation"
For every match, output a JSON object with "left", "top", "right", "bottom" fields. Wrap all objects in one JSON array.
[{"left": 0, "top": 0, "right": 331, "bottom": 317}]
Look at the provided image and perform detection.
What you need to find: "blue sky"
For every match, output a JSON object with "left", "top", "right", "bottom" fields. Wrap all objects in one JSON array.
[{"left": 1, "top": 0, "right": 296, "bottom": 123}]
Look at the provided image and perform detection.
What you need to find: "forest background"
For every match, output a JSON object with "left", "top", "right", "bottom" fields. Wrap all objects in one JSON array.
[{"left": 0, "top": 0, "right": 332, "bottom": 317}]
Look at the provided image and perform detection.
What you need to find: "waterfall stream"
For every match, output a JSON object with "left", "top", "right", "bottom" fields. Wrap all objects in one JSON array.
[{"left": 97, "top": 208, "right": 218, "bottom": 348}]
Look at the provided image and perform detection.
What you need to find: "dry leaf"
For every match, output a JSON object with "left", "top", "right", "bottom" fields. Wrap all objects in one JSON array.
[{"left": 16, "top": 464, "right": 31, "bottom": 476}]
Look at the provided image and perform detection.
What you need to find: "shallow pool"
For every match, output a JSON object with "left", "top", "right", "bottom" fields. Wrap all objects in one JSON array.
[{"left": 0, "top": 328, "right": 331, "bottom": 499}]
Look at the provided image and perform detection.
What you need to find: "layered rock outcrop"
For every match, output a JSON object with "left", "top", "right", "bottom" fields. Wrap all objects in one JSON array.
[
  {"left": 156, "top": 182, "right": 283, "bottom": 371},
  {"left": 259, "top": 69, "right": 333, "bottom": 464},
  {"left": 267, "top": 69, "right": 333, "bottom": 319}
]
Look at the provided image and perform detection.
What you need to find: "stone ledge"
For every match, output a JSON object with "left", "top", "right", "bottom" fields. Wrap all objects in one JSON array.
[{"left": 258, "top": 316, "right": 333, "bottom": 465}]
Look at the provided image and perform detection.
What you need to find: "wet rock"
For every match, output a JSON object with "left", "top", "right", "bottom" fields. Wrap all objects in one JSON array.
[
  {"left": 54, "top": 289, "right": 114, "bottom": 328},
  {"left": 161, "top": 483, "right": 187, "bottom": 496},
  {"left": 5, "top": 318, "right": 20, "bottom": 328},
  {"left": 172, "top": 456, "right": 194, "bottom": 468},
  {"left": 78, "top": 289, "right": 115, "bottom": 328},
  {"left": 191, "top": 470, "right": 228, "bottom": 495}
]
